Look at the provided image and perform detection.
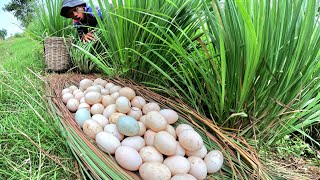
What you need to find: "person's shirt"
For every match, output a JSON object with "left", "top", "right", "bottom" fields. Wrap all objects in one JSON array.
[{"left": 73, "top": 4, "right": 103, "bottom": 37}]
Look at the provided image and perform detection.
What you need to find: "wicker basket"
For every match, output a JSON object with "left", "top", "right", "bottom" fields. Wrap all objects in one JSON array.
[{"left": 44, "top": 37, "right": 72, "bottom": 72}]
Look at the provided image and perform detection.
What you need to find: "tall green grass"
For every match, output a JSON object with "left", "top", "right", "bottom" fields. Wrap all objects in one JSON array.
[{"left": 80, "top": 0, "right": 320, "bottom": 147}]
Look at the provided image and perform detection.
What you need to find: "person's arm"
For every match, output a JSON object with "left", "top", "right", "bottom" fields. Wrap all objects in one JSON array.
[{"left": 74, "top": 20, "right": 94, "bottom": 44}]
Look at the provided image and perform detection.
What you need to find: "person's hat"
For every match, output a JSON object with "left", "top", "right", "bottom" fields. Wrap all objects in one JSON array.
[{"left": 60, "top": 0, "right": 86, "bottom": 18}]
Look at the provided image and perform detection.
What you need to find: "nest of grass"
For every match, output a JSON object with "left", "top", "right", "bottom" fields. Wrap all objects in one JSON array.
[{"left": 45, "top": 73, "right": 271, "bottom": 179}]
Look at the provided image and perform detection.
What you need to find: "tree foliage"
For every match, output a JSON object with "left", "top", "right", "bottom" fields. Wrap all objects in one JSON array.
[
  {"left": 0, "top": 29, "right": 8, "bottom": 40},
  {"left": 3, "top": 0, "right": 34, "bottom": 27}
]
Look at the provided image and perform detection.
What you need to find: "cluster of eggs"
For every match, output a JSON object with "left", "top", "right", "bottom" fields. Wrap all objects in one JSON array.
[{"left": 61, "top": 78, "right": 224, "bottom": 180}]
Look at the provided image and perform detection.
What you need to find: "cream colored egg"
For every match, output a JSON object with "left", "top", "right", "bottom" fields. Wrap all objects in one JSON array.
[
  {"left": 110, "top": 92, "right": 120, "bottom": 99},
  {"left": 144, "top": 130, "right": 156, "bottom": 146},
  {"left": 72, "top": 89, "right": 82, "bottom": 96},
  {"left": 130, "top": 96, "right": 146, "bottom": 109},
  {"left": 139, "top": 115, "right": 148, "bottom": 128},
  {"left": 139, "top": 162, "right": 171, "bottom": 180},
  {"left": 137, "top": 122, "right": 146, "bottom": 136},
  {"left": 121, "top": 136, "right": 145, "bottom": 151},
  {"left": 119, "top": 87, "right": 136, "bottom": 100},
  {"left": 163, "top": 156, "right": 190, "bottom": 176},
  {"left": 92, "top": 114, "right": 109, "bottom": 127},
  {"left": 160, "top": 109, "right": 179, "bottom": 124},
  {"left": 186, "top": 145, "right": 207, "bottom": 158},
  {"left": 79, "top": 79, "right": 93, "bottom": 90},
  {"left": 176, "top": 124, "right": 194, "bottom": 137},
  {"left": 115, "top": 146, "right": 142, "bottom": 171},
  {"left": 84, "top": 91, "right": 102, "bottom": 105},
  {"left": 62, "top": 93, "right": 74, "bottom": 104},
  {"left": 173, "top": 141, "right": 186, "bottom": 156},
  {"left": 96, "top": 132, "right": 120, "bottom": 154},
  {"left": 139, "top": 146, "right": 163, "bottom": 163},
  {"left": 83, "top": 119, "right": 103, "bottom": 139},
  {"left": 105, "top": 82, "right": 115, "bottom": 90},
  {"left": 103, "top": 104, "right": 117, "bottom": 118},
  {"left": 115, "top": 96, "right": 131, "bottom": 113},
  {"left": 108, "top": 112, "right": 126, "bottom": 124},
  {"left": 96, "top": 85, "right": 104, "bottom": 91},
  {"left": 62, "top": 88, "right": 72, "bottom": 95},
  {"left": 67, "top": 98, "right": 80, "bottom": 112},
  {"left": 74, "top": 92, "right": 85, "bottom": 101},
  {"left": 142, "top": 102, "right": 161, "bottom": 114},
  {"left": 101, "top": 95, "right": 115, "bottom": 107},
  {"left": 146, "top": 111, "right": 167, "bottom": 132},
  {"left": 93, "top": 78, "right": 103, "bottom": 84},
  {"left": 78, "top": 103, "right": 90, "bottom": 110},
  {"left": 178, "top": 130, "right": 203, "bottom": 152},
  {"left": 204, "top": 150, "right": 224, "bottom": 173},
  {"left": 90, "top": 103, "right": 105, "bottom": 115},
  {"left": 100, "top": 88, "right": 109, "bottom": 95},
  {"left": 154, "top": 131, "right": 177, "bottom": 156},
  {"left": 85, "top": 86, "right": 101, "bottom": 94},
  {"left": 166, "top": 125, "right": 176, "bottom": 139},
  {"left": 99, "top": 80, "right": 108, "bottom": 87},
  {"left": 80, "top": 97, "right": 85, "bottom": 103},
  {"left": 188, "top": 156, "right": 207, "bottom": 180},
  {"left": 171, "top": 174, "right": 197, "bottom": 180},
  {"left": 69, "top": 85, "right": 78, "bottom": 92},
  {"left": 104, "top": 124, "right": 124, "bottom": 141},
  {"left": 127, "top": 107, "right": 142, "bottom": 120},
  {"left": 109, "top": 85, "right": 121, "bottom": 94}
]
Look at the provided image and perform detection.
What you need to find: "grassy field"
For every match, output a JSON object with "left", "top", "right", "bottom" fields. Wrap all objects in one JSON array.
[{"left": 0, "top": 37, "right": 76, "bottom": 179}]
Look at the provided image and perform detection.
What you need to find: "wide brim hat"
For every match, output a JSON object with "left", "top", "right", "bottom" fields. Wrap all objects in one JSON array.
[{"left": 60, "top": 0, "right": 86, "bottom": 18}]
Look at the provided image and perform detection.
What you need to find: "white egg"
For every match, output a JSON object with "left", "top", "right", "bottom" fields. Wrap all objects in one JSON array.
[
  {"left": 154, "top": 131, "right": 177, "bottom": 156},
  {"left": 204, "top": 150, "right": 224, "bottom": 173},
  {"left": 144, "top": 130, "right": 156, "bottom": 146},
  {"left": 104, "top": 124, "right": 124, "bottom": 141},
  {"left": 78, "top": 103, "right": 90, "bottom": 110},
  {"left": 139, "top": 146, "right": 163, "bottom": 163},
  {"left": 160, "top": 109, "right": 179, "bottom": 124},
  {"left": 74, "top": 108, "right": 91, "bottom": 128},
  {"left": 100, "top": 88, "right": 109, "bottom": 95},
  {"left": 188, "top": 156, "right": 207, "bottom": 180},
  {"left": 92, "top": 114, "right": 109, "bottom": 127},
  {"left": 115, "top": 96, "right": 131, "bottom": 113},
  {"left": 142, "top": 102, "right": 160, "bottom": 114},
  {"left": 62, "top": 93, "right": 74, "bottom": 104},
  {"left": 79, "top": 79, "right": 93, "bottom": 90},
  {"left": 85, "top": 86, "right": 101, "bottom": 94},
  {"left": 127, "top": 107, "right": 142, "bottom": 120},
  {"left": 109, "top": 85, "right": 121, "bottom": 94},
  {"left": 62, "top": 88, "right": 72, "bottom": 95},
  {"left": 186, "top": 145, "right": 207, "bottom": 158},
  {"left": 101, "top": 95, "right": 115, "bottom": 107},
  {"left": 74, "top": 92, "right": 85, "bottom": 101},
  {"left": 166, "top": 125, "right": 176, "bottom": 139},
  {"left": 108, "top": 112, "right": 126, "bottom": 124},
  {"left": 178, "top": 130, "right": 203, "bottom": 152},
  {"left": 105, "top": 82, "right": 115, "bottom": 90},
  {"left": 137, "top": 122, "right": 146, "bottom": 136},
  {"left": 173, "top": 141, "right": 186, "bottom": 157},
  {"left": 119, "top": 87, "right": 136, "bottom": 100},
  {"left": 139, "top": 162, "right": 171, "bottom": 180},
  {"left": 139, "top": 115, "right": 148, "bottom": 128},
  {"left": 131, "top": 96, "right": 146, "bottom": 109},
  {"left": 90, "top": 103, "right": 105, "bottom": 115},
  {"left": 69, "top": 85, "right": 78, "bottom": 92},
  {"left": 96, "top": 132, "right": 120, "bottom": 154},
  {"left": 84, "top": 91, "right": 102, "bottom": 105},
  {"left": 121, "top": 136, "right": 145, "bottom": 151},
  {"left": 146, "top": 111, "right": 167, "bottom": 132},
  {"left": 115, "top": 146, "right": 142, "bottom": 171},
  {"left": 163, "top": 156, "right": 190, "bottom": 176},
  {"left": 110, "top": 92, "right": 120, "bottom": 99},
  {"left": 102, "top": 104, "right": 117, "bottom": 118},
  {"left": 83, "top": 119, "right": 103, "bottom": 139},
  {"left": 80, "top": 97, "right": 86, "bottom": 103},
  {"left": 176, "top": 124, "right": 194, "bottom": 137},
  {"left": 72, "top": 89, "right": 82, "bottom": 96},
  {"left": 67, "top": 98, "right": 80, "bottom": 112}
]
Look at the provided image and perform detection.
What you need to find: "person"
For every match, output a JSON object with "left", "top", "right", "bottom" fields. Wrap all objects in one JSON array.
[{"left": 60, "top": 0, "right": 103, "bottom": 44}]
